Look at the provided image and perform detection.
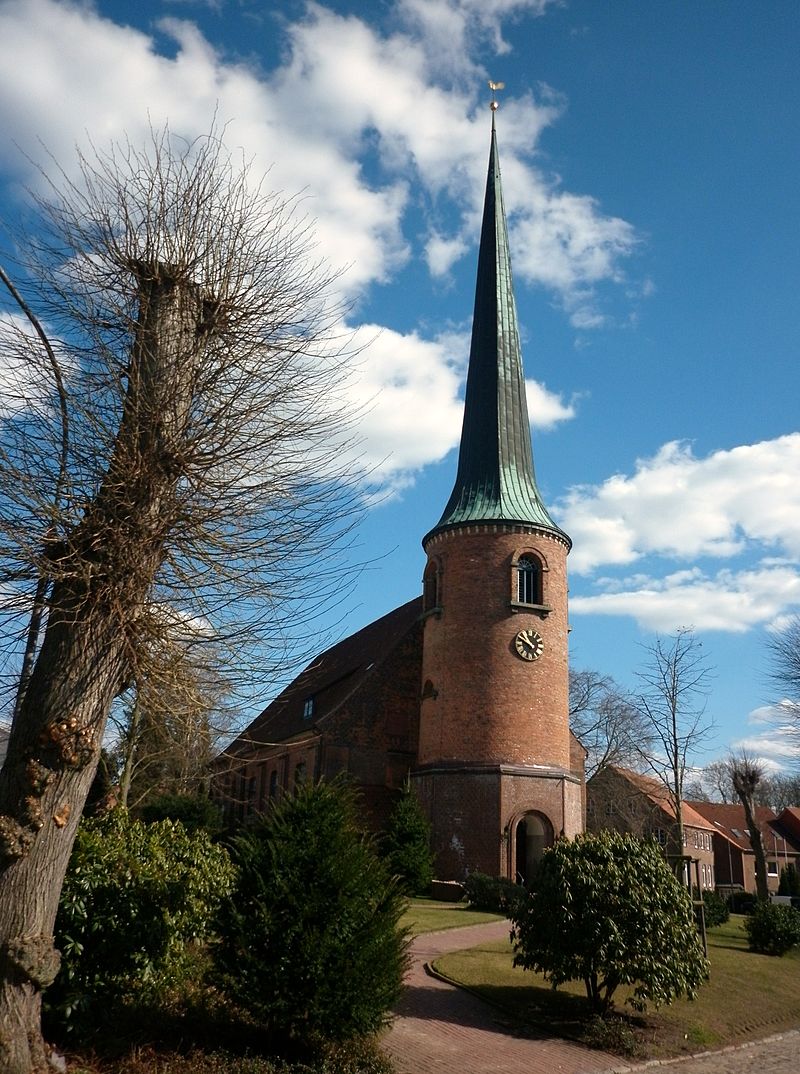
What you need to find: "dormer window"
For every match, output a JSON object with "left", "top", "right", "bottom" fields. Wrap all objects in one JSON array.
[
  {"left": 516, "top": 555, "right": 542, "bottom": 606},
  {"left": 302, "top": 697, "right": 315, "bottom": 719}
]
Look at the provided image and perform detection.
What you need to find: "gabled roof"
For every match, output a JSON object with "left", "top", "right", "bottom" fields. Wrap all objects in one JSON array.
[
  {"left": 777, "top": 806, "right": 800, "bottom": 843},
  {"left": 226, "top": 597, "right": 422, "bottom": 755},
  {"left": 424, "top": 114, "right": 568, "bottom": 546},
  {"left": 601, "top": 765, "right": 715, "bottom": 831},
  {"left": 687, "top": 799, "right": 800, "bottom": 854}
]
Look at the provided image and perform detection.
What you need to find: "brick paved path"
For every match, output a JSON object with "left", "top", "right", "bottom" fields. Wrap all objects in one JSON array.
[
  {"left": 383, "top": 920, "right": 800, "bottom": 1074},
  {"left": 383, "top": 920, "right": 616, "bottom": 1073}
]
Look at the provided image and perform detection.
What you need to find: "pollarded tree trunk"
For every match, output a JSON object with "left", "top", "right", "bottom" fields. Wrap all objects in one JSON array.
[
  {"left": 0, "top": 268, "right": 207, "bottom": 1074},
  {"left": 732, "top": 767, "right": 770, "bottom": 902}
]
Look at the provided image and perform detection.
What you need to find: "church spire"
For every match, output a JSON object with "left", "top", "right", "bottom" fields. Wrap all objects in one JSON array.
[{"left": 425, "top": 100, "right": 569, "bottom": 547}]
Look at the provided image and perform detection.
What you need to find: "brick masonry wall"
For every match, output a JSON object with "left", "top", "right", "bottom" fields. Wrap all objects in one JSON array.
[
  {"left": 413, "top": 766, "right": 583, "bottom": 880},
  {"left": 420, "top": 524, "right": 571, "bottom": 769}
]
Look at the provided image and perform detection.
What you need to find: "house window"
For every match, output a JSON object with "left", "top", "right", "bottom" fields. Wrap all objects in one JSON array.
[
  {"left": 768, "top": 861, "right": 779, "bottom": 876},
  {"left": 515, "top": 555, "right": 542, "bottom": 605},
  {"left": 654, "top": 827, "right": 667, "bottom": 846},
  {"left": 303, "top": 697, "right": 315, "bottom": 719}
]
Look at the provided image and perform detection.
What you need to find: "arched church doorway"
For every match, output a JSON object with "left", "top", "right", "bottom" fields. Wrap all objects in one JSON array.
[{"left": 514, "top": 812, "right": 553, "bottom": 885}]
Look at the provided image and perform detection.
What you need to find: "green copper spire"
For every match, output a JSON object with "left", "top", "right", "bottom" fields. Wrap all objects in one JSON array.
[{"left": 425, "top": 108, "right": 569, "bottom": 546}]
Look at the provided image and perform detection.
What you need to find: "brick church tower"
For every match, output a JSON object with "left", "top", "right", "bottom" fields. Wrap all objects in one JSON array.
[{"left": 413, "top": 105, "right": 583, "bottom": 882}]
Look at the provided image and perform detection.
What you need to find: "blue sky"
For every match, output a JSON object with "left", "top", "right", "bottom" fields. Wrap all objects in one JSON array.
[{"left": 1, "top": 0, "right": 799, "bottom": 770}]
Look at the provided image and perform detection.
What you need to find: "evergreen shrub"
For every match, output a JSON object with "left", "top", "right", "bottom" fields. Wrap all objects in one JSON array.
[
  {"left": 779, "top": 863, "right": 800, "bottom": 897},
  {"left": 50, "top": 809, "right": 235, "bottom": 1031},
  {"left": 216, "top": 778, "right": 408, "bottom": 1045},
  {"left": 381, "top": 781, "right": 434, "bottom": 895},
  {"left": 745, "top": 901, "right": 800, "bottom": 956},
  {"left": 728, "top": 890, "right": 757, "bottom": 915}
]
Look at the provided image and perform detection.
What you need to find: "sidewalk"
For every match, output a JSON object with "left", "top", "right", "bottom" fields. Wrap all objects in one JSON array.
[{"left": 382, "top": 920, "right": 800, "bottom": 1074}]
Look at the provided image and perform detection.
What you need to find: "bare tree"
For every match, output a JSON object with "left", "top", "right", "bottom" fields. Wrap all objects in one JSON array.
[
  {"left": 0, "top": 126, "right": 364, "bottom": 1072},
  {"left": 632, "top": 629, "right": 715, "bottom": 854},
  {"left": 569, "top": 667, "right": 650, "bottom": 779},
  {"left": 727, "top": 751, "right": 770, "bottom": 901},
  {"left": 757, "top": 771, "right": 800, "bottom": 812},
  {"left": 686, "top": 759, "right": 737, "bottom": 804},
  {"left": 765, "top": 615, "right": 800, "bottom": 753},
  {"left": 111, "top": 640, "right": 235, "bottom": 810}
]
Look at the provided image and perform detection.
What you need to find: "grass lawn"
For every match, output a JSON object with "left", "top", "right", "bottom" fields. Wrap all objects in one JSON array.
[
  {"left": 432, "top": 915, "right": 800, "bottom": 1059},
  {"left": 400, "top": 897, "right": 503, "bottom": 936}
]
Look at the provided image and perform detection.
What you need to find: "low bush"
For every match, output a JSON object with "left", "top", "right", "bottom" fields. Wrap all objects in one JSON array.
[
  {"left": 699, "top": 889, "right": 730, "bottom": 928},
  {"left": 216, "top": 778, "right": 408, "bottom": 1045},
  {"left": 463, "top": 872, "right": 524, "bottom": 916},
  {"left": 745, "top": 901, "right": 800, "bottom": 956},
  {"left": 728, "top": 890, "right": 757, "bottom": 915},
  {"left": 49, "top": 809, "right": 236, "bottom": 1032}
]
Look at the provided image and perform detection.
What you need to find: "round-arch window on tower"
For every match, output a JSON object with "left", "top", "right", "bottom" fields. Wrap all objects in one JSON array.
[{"left": 515, "top": 554, "right": 542, "bottom": 606}]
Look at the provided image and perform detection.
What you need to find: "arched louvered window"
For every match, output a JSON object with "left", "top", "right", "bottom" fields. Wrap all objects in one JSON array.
[{"left": 515, "top": 555, "right": 542, "bottom": 605}]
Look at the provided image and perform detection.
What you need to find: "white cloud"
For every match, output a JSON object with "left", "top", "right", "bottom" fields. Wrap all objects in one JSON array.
[
  {"left": 0, "top": 313, "right": 67, "bottom": 417},
  {"left": 562, "top": 435, "right": 800, "bottom": 576},
  {"left": 397, "top": 0, "right": 556, "bottom": 68},
  {"left": 0, "top": 0, "right": 634, "bottom": 487},
  {"left": 526, "top": 379, "right": 576, "bottom": 430},
  {"left": 426, "top": 232, "right": 469, "bottom": 277},
  {"left": 337, "top": 329, "right": 575, "bottom": 493},
  {"left": 570, "top": 563, "right": 800, "bottom": 634},
  {"left": 343, "top": 324, "right": 467, "bottom": 485},
  {"left": 0, "top": 0, "right": 639, "bottom": 314}
]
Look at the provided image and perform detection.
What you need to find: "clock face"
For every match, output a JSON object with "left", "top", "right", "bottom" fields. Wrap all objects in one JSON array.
[{"left": 514, "top": 629, "right": 544, "bottom": 662}]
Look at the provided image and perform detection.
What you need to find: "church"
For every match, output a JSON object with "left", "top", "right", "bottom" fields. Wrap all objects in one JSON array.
[{"left": 218, "top": 103, "right": 585, "bottom": 883}]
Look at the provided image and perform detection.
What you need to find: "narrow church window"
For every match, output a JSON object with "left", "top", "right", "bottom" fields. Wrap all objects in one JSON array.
[
  {"left": 294, "top": 761, "right": 307, "bottom": 785},
  {"left": 302, "top": 697, "right": 314, "bottom": 719},
  {"left": 516, "top": 555, "right": 542, "bottom": 605},
  {"left": 423, "top": 561, "right": 440, "bottom": 612},
  {"left": 269, "top": 770, "right": 278, "bottom": 799}
]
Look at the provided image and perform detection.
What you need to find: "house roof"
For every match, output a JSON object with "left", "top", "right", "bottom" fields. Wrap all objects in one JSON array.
[
  {"left": 424, "top": 114, "right": 568, "bottom": 546},
  {"left": 226, "top": 596, "right": 423, "bottom": 756},
  {"left": 603, "top": 765, "right": 715, "bottom": 831},
  {"left": 687, "top": 799, "right": 800, "bottom": 854}
]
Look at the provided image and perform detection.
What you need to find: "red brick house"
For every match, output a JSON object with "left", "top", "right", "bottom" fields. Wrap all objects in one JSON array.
[
  {"left": 686, "top": 800, "right": 800, "bottom": 896},
  {"left": 216, "top": 109, "right": 584, "bottom": 882},
  {"left": 587, "top": 766, "right": 717, "bottom": 888}
]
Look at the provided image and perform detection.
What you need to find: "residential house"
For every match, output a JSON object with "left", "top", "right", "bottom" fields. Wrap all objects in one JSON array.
[
  {"left": 687, "top": 800, "right": 800, "bottom": 896},
  {"left": 587, "top": 765, "right": 716, "bottom": 889}
]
